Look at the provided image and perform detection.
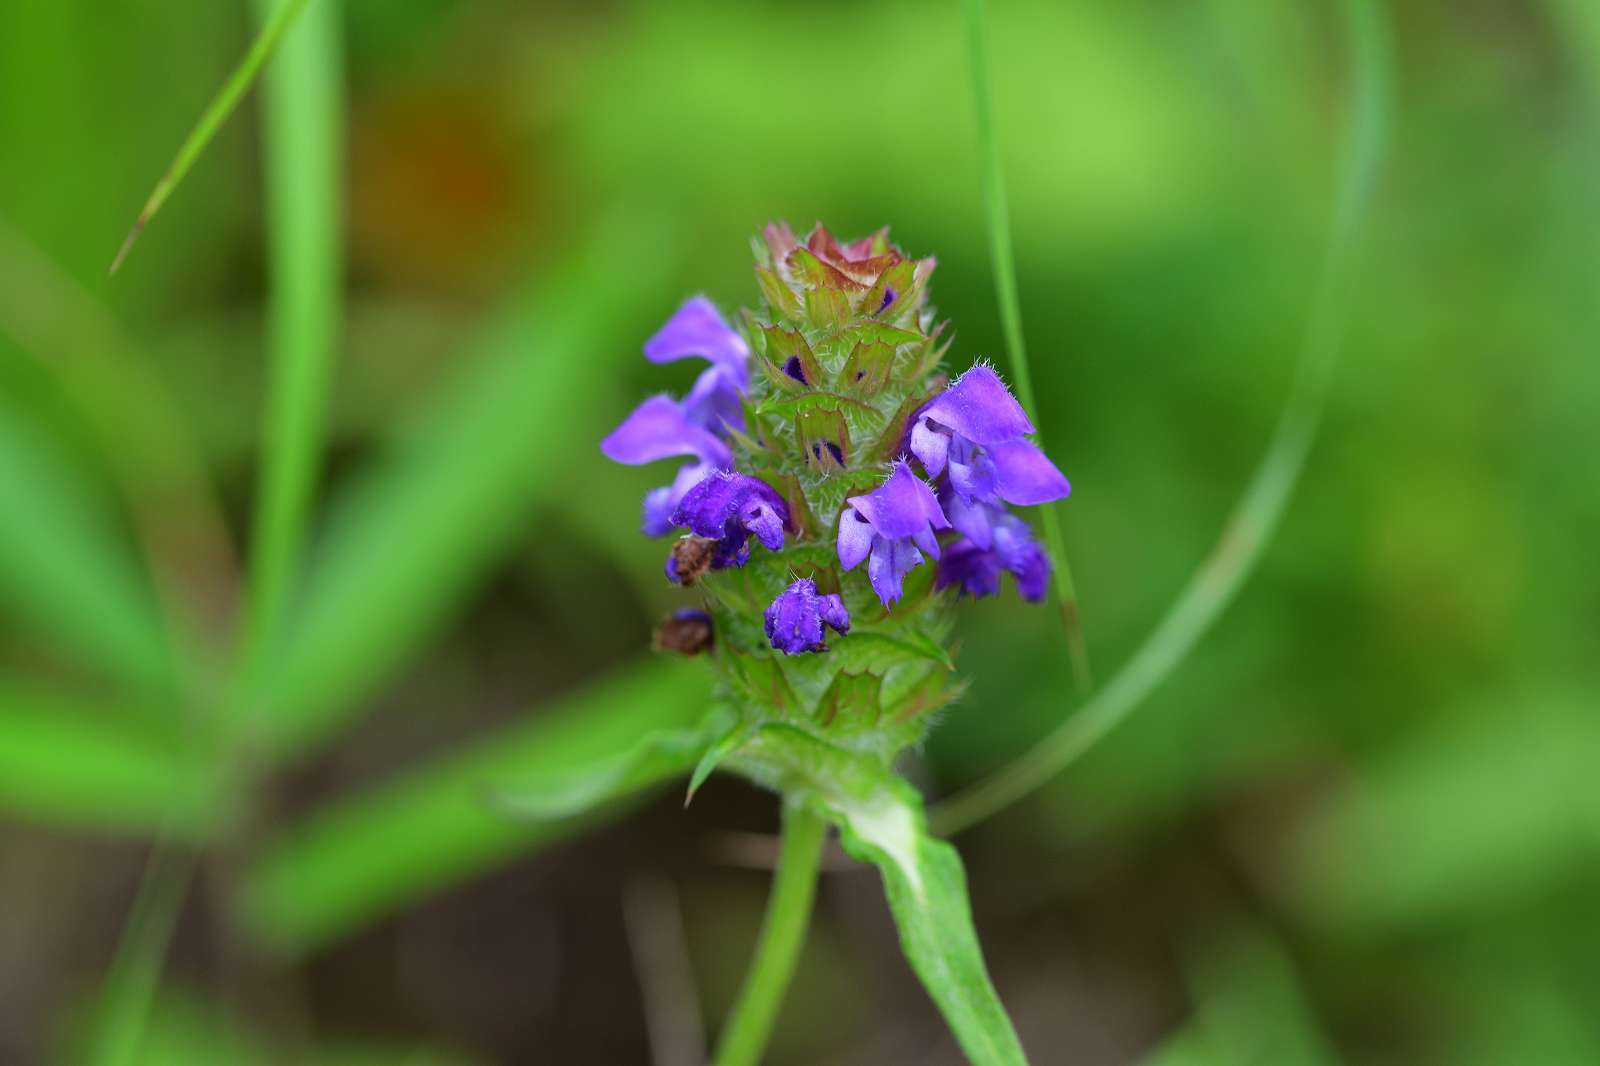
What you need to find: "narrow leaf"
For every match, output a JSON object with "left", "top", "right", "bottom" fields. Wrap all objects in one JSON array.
[
  {"left": 257, "top": 215, "right": 679, "bottom": 756},
  {"left": 828, "top": 779, "right": 1027, "bottom": 1066},
  {"left": 111, "top": 0, "right": 318, "bottom": 273},
  {"left": 0, "top": 680, "right": 209, "bottom": 838},
  {"left": 243, "top": 658, "right": 711, "bottom": 956},
  {"left": 0, "top": 405, "right": 175, "bottom": 698}
]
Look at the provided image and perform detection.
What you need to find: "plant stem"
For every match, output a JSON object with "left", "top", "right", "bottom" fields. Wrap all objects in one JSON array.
[
  {"left": 964, "top": 0, "right": 1092, "bottom": 692},
  {"left": 931, "top": 0, "right": 1391, "bottom": 837},
  {"left": 712, "top": 803, "right": 827, "bottom": 1066},
  {"left": 110, "top": 0, "right": 319, "bottom": 273},
  {"left": 242, "top": 0, "right": 343, "bottom": 678}
]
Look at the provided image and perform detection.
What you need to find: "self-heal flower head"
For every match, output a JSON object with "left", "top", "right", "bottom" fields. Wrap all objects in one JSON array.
[
  {"left": 837, "top": 462, "right": 950, "bottom": 607},
  {"left": 910, "top": 364, "right": 1070, "bottom": 514},
  {"left": 764, "top": 578, "right": 850, "bottom": 655},
  {"left": 668, "top": 471, "right": 788, "bottom": 577},
  {"left": 936, "top": 513, "right": 1052, "bottom": 603},
  {"left": 601, "top": 297, "right": 750, "bottom": 534}
]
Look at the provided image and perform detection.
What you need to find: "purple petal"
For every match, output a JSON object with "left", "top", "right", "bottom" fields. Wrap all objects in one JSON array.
[
  {"left": 910, "top": 417, "right": 950, "bottom": 477},
  {"left": 601, "top": 395, "right": 731, "bottom": 468},
  {"left": 765, "top": 579, "right": 826, "bottom": 654},
  {"left": 867, "top": 535, "right": 923, "bottom": 607},
  {"left": 681, "top": 365, "right": 746, "bottom": 434},
  {"left": 846, "top": 463, "right": 949, "bottom": 540},
  {"left": 993, "top": 515, "right": 1053, "bottom": 602},
  {"left": 837, "top": 508, "right": 875, "bottom": 571},
  {"left": 816, "top": 593, "right": 850, "bottom": 634},
  {"left": 990, "top": 439, "right": 1071, "bottom": 506},
  {"left": 942, "top": 490, "right": 997, "bottom": 550},
  {"left": 921, "top": 365, "right": 1034, "bottom": 446},
  {"left": 763, "top": 578, "right": 851, "bottom": 655},
  {"left": 935, "top": 540, "right": 1002, "bottom": 599},
  {"left": 741, "top": 496, "right": 786, "bottom": 552},
  {"left": 644, "top": 296, "right": 749, "bottom": 387},
  {"left": 642, "top": 461, "right": 714, "bottom": 536},
  {"left": 947, "top": 448, "right": 998, "bottom": 503},
  {"left": 669, "top": 471, "right": 788, "bottom": 564}
]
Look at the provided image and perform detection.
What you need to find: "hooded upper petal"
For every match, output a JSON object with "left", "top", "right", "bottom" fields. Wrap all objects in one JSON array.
[
  {"left": 602, "top": 395, "right": 732, "bottom": 468},
  {"left": 919, "top": 364, "right": 1034, "bottom": 446},
  {"left": 845, "top": 463, "right": 949, "bottom": 541},
  {"left": 644, "top": 296, "right": 749, "bottom": 387}
]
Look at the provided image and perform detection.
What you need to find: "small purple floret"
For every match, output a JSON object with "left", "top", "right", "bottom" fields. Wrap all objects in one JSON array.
[
  {"left": 837, "top": 462, "right": 950, "bottom": 606},
  {"left": 936, "top": 512, "right": 1052, "bottom": 602},
  {"left": 669, "top": 471, "right": 788, "bottom": 574},
  {"left": 602, "top": 297, "right": 752, "bottom": 536},
  {"left": 764, "top": 578, "right": 850, "bottom": 654},
  {"left": 909, "top": 365, "right": 1069, "bottom": 510}
]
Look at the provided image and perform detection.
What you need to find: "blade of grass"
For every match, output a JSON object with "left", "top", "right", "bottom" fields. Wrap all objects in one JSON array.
[
  {"left": 89, "top": 839, "right": 198, "bottom": 1066},
  {"left": 255, "top": 213, "right": 679, "bottom": 758},
  {"left": 0, "top": 401, "right": 176, "bottom": 697},
  {"left": 241, "top": 0, "right": 343, "bottom": 681},
  {"left": 964, "top": 0, "right": 1092, "bottom": 692},
  {"left": 0, "top": 679, "right": 211, "bottom": 838},
  {"left": 109, "top": 0, "right": 318, "bottom": 274},
  {"left": 932, "top": 0, "right": 1392, "bottom": 836},
  {"left": 0, "top": 220, "right": 237, "bottom": 644},
  {"left": 242, "top": 658, "right": 712, "bottom": 956}
]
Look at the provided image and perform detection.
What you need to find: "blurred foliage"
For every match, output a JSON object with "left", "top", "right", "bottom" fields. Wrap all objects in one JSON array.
[{"left": 0, "top": 0, "right": 1596, "bottom": 1063}]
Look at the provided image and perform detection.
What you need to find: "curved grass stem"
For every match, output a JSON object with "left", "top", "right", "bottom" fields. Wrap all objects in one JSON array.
[
  {"left": 110, "top": 0, "right": 318, "bottom": 273},
  {"left": 933, "top": 0, "right": 1392, "bottom": 837},
  {"left": 711, "top": 802, "right": 827, "bottom": 1066},
  {"left": 965, "top": 0, "right": 1092, "bottom": 691}
]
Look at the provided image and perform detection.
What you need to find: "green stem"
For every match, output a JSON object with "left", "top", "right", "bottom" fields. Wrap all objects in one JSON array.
[
  {"left": 243, "top": 0, "right": 343, "bottom": 675},
  {"left": 932, "top": 0, "right": 1391, "bottom": 836},
  {"left": 712, "top": 803, "right": 827, "bottom": 1066},
  {"left": 110, "top": 0, "right": 319, "bottom": 273},
  {"left": 964, "top": 0, "right": 1092, "bottom": 692}
]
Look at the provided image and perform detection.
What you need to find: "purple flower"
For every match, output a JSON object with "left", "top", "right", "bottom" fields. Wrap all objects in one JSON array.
[
  {"left": 764, "top": 578, "right": 850, "bottom": 654},
  {"left": 601, "top": 298, "right": 750, "bottom": 534},
  {"left": 668, "top": 471, "right": 788, "bottom": 577},
  {"left": 909, "top": 365, "right": 1069, "bottom": 510},
  {"left": 837, "top": 462, "right": 950, "bottom": 607},
  {"left": 936, "top": 512, "right": 1052, "bottom": 602}
]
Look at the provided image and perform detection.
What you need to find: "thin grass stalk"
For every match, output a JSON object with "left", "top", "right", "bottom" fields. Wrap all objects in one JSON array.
[
  {"left": 964, "top": 0, "right": 1093, "bottom": 691},
  {"left": 932, "top": 0, "right": 1393, "bottom": 836}
]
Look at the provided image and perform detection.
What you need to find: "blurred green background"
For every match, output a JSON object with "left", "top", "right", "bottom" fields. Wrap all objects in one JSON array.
[{"left": 2, "top": 1, "right": 1597, "bottom": 1063}]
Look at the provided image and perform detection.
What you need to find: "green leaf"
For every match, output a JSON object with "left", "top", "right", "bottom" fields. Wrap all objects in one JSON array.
[
  {"left": 243, "top": 657, "right": 711, "bottom": 956},
  {"left": 687, "top": 715, "right": 748, "bottom": 804},
  {"left": 0, "top": 679, "right": 209, "bottom": 838},
  {"left": 76, "top": 988, "right": 484, "bottom": 1066},
  {"left": 0, "top": 405, "right": 174, "bottom": 698},
  {"left": 827, "top": 777, "right": 1027, "bottom": 1066},
  {"left": 493, "top": 707, "right": 732, "bottom": 819},
  {"left": 256, "top": 215, "right": 679, "bottom": 757}
]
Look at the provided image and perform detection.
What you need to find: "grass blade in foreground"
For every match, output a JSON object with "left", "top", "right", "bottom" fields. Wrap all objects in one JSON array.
[
  {"left": 243, "top": 658, "right": 711, "bottom": 956},
  {"left": 964, "top": 0, "right": 1090, "bottom": 690},
  {"left": 0, "top": 680, "right": 210, "bottom": 837},
  {"left": 257, "top": 214, "right": 678, "bottom": 757},
  {"left": 932, "top": 0, "right": 1392, "bottom": 836},
  {"left": 110, "top": 0, "right": 317, "bottom": 273},
  {"left": 0, "top": 403, "right": 175, "bottom": 698},
  {"left": 242, "top": 0, "right": 343, "bottom": 672}
]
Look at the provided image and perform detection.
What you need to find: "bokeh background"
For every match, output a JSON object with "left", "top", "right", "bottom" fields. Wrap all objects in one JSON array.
[{"left": 2, "top": 1, "right": 1598, "bottom": 1063}]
